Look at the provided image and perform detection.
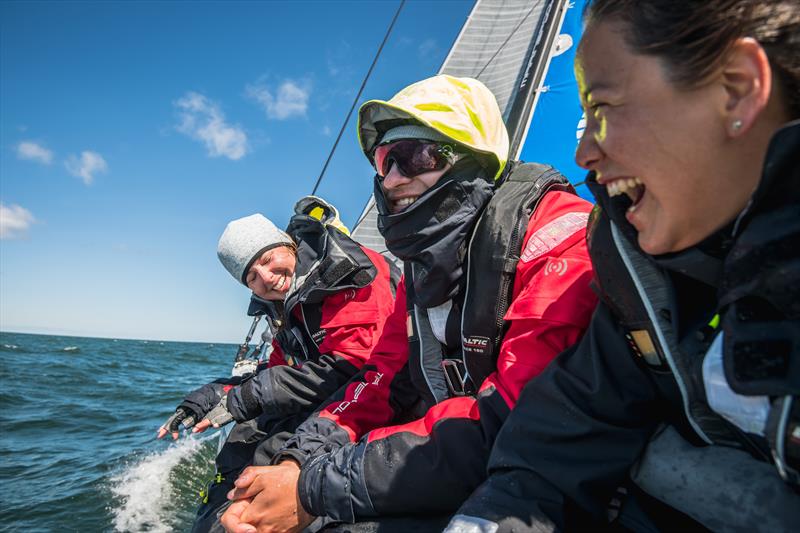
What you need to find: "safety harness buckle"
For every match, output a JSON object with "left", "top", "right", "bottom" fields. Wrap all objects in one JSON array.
[{"left": 442, "top": 359, "right": 468, "bottom": 397}]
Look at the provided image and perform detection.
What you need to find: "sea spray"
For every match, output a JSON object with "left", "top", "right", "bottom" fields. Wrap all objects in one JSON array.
[{"left": 109, "top": 435, "right": 215, "bottom": 532}]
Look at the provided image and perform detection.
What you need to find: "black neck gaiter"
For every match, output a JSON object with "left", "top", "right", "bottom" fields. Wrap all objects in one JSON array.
[{"left": 375, "top": 157, "right": 494, "bottom": 308}]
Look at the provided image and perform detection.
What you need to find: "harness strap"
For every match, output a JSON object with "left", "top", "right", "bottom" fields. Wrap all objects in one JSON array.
[
  {"left": 406, "top": 162, "right": 574, "bottom": 402},
  {"left": 460, "top": 162, "right": 573, "bottom": 390}
]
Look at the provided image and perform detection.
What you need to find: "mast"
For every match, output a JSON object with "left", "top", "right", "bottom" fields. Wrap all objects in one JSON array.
[{"left": 504, "top": 0, "right": 567, "bottom": 158}]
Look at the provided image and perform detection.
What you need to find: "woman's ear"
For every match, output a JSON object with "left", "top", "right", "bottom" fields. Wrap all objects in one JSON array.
[{"left": 721, "top": 37, "right": 772, "bottom": 137}]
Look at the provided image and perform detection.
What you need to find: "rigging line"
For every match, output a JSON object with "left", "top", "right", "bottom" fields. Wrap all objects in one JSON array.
[
  {"left": 310, "top": 0, "right": 406, "bottom": 196},
  {"left": 475, "top": 3, "right": 538, "bottom": 78}
]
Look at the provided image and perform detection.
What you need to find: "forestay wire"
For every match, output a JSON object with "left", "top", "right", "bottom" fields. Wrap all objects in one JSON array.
[
  {"left": 310, "top": 0, "right": 406, "bottom": 196},
  {"left": 475, "top": 3, "right": 538, "bottom": 78}
]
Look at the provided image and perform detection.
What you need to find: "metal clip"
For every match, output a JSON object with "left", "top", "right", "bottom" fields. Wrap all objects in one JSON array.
[
  {"left": 442, "top": 359, "right": 467, "bottom": 397},
  {"left": 235, "top": 315, "right": 262, "bottom": 362}
]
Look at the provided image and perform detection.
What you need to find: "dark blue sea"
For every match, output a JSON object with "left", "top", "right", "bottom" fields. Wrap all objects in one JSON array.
[{"left": 0, "top": 331, "right": 241, "bottom": 532}]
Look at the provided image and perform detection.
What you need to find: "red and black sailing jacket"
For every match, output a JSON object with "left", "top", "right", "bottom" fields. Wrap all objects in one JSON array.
[
  {"left": 273, "top": 164, "right": 598, "bottom": 521},
  {"left": 226, "top": 219, "right": 400, "bottom": 424}
]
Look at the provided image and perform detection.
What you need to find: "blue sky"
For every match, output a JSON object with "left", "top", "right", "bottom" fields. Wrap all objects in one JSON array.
[{"left": 1, "top": 0, "right": 475, "bottom": 343}]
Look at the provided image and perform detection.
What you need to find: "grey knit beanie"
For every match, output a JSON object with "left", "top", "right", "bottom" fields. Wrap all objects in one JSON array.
[
  {"left": 378, "top": 124, "right": 451, "bottom": 146},
  {"left": 217, "top": 213, "right": 294, "bottom": 285}
]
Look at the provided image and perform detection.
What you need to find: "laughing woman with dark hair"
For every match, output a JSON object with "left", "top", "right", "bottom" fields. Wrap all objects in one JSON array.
[{"left": 448, "top": 0, "right": 800, "bottom": 531}]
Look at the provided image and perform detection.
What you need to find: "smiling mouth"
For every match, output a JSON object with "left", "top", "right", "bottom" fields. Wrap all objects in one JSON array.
[
  {"left": 272, "top": 274, "right": 289, "bottom": 292},
  {"left": 606, "top": 177, "right": 646, "bottom": 212},
  {"left": 391, "top": 196, "right": 419, "bottom": 213}
]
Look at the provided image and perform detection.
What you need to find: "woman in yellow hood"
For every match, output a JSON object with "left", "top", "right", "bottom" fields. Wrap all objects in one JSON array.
[
  {"left": 359, "top": 74, "right": 510, "bottom": 181},
  {"left": 219, "top": 75, "right": 596, "bottom": 533}
]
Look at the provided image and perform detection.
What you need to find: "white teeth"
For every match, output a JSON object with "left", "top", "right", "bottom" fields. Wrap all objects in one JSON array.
[
  {"left": 395, "top": 197, "right": 418, "bottom": 208},
  {"left": 606, "top": 178, "right": 643, "bottom": 198},
  {"left": 608, "top": 180, "right": 628, "bottom": 197}
]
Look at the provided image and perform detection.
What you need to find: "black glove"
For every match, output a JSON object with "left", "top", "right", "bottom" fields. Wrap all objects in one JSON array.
[{"left": 161, "top": 377, "right": 242, "bottom": 436}]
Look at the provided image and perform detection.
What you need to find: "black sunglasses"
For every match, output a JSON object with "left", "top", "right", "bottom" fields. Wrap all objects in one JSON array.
[{"left": 373, "top": 140, "right": 459, "bottom": 178}]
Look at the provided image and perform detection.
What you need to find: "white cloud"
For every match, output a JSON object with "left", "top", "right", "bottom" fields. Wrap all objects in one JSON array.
[
  {"left": 246, "top": 80, "right": 310, "bottom": 120},
  {"left": 17, "top": 141, "right": 53, "bottom": 164},
  {"left": 0, "top": 202, "right": 36, "bottom": 239},
  {"left": 321, "top": 125, "right": 332, "bottom": 136},
  {"left": 65, "top": 151, "right": 108, "bottom": 185},
  {"left": 175, "top": 92, "right": 248, "bottom": 160}
]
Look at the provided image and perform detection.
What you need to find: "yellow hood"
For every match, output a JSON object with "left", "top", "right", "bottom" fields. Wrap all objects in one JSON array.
[{"left": 358, "top": 75, "right": 510, "bottom": 181}]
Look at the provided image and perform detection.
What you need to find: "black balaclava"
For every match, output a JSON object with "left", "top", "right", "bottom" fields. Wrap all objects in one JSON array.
[{"left": 375, "top": 156, "right": 493, "bottom": 308}]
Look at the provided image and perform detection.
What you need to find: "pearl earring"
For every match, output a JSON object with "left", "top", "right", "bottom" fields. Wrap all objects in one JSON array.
[{"left": 732, "top": 119, "right": 743, "bottom": 131}]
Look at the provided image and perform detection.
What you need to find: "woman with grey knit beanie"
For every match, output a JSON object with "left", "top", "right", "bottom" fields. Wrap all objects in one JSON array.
[
  {"left": 158, "top": 196, "right": 399, "bottom": 533},
  {"left": 216, "top": 212, "right": 297, "bottom": 301}
]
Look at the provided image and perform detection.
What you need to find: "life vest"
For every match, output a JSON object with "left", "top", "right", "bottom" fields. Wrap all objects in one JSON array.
[
  {"left": 588, "top": 207, "right": 746, "bottom": 446},
  {"left": 265, "top": 211, "right": 400, "bottom": 367},
  {"left": 406, "top": 161, "right": 574, "bottom": 405},
  {"left": 587, "top": 200, "right": 800, "bottom": 489}
]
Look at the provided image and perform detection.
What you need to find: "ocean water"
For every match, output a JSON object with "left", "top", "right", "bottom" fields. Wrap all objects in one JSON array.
[{"left": 0, "top": 331, "right": 241, "bottom": 532}]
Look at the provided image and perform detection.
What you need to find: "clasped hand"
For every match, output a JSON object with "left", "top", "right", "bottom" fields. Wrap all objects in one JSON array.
[{"left": 221, "top": 461, "right": 314, "bottom": 533}]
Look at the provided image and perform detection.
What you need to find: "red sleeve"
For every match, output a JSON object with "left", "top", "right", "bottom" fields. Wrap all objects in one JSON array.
[
  {"left": 316, "top": 278, "right": 411, "bottom": 442},
  {"left": 485, "top": 190, "right": 598, "bottom": 406}
]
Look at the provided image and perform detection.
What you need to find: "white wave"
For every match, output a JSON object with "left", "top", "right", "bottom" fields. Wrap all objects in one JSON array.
[
  {"left": 109, "top": 436, "right": 212, "bottom": 532},
  {"left": 63, "top": 346, "right": 79, "bottom": 352}
]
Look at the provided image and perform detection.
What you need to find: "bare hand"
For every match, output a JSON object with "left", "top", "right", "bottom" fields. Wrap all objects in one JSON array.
[
  {"left": 221, "top": 462, "right": 314, "bottom": 533},
  {"left": 221, "top": 499, "right": 257, "bottom": 533},
  {"left": 225, "top": 466, "right": 273, "bottom": 500}
]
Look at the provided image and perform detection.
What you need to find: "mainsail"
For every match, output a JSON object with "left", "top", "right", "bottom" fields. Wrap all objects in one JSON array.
[{"left": 351, "top": 0, "right": 588, "bottom": 253}]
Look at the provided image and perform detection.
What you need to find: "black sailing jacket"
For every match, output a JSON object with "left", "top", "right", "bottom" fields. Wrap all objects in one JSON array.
[{"left": 451, "top": 121, "right": 800, "bottom": 532}]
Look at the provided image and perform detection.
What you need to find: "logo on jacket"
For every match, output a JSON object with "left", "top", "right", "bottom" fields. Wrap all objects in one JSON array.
[
  {"left": 463, "top": 335, "right": 491, "bottom": 355},
  {"left": 331, "top": 371, "right": 385, "bottom": 414},
  {"left": 311, "top": 329, "right": 327, "bottom": 345},
  {"left": 544, "top": 258, "right": 568, "bottom": 276},
  {"left": 521, "top": 211, "right": 589, "bottom": 263}
]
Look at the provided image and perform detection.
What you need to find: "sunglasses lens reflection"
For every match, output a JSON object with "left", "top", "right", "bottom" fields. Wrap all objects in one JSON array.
[{"left": 374, "top": 141, "right": 451, "bottom": 177}]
